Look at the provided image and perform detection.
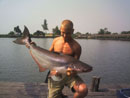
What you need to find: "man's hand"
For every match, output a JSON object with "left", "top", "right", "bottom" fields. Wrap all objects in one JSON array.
[
  {"left": 50, "top": 68, "right": 77, "bottom": 77},
  {"left": 50, "top": 70, "right": 61, "bottom": 76},
  {"left": 67, "top": 68, "right": 77, "bottom": 76},
  {"left": 26, "top": 42, "right": 36, "bottom": 49},
  {"left": 50, "top": 70, "right": 62, "bottom": 78}
]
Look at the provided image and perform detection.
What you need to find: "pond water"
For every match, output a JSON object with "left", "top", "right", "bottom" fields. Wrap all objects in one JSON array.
[{"left": 0, "top": 38, "right": 130, "bottom": 84}]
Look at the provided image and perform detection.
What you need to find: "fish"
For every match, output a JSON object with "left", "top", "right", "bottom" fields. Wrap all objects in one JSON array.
[{"left": 13, "top": 26, "right": 92, "bottom": 76}]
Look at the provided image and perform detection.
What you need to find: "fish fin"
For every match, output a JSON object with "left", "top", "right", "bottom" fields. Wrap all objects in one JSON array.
[
  {"left": 13, "top": 37, "right": 26, "bottom": 45},
  {"left": 23, "top": 26, "right": 32, "bottom": 43},
  {"left": 13, "top": 26, "right": 31, "bottom": 45},
  {"left": 39, "top": 67, "right": 46, "bottom": 72},
  {"left": 30, "top": 50, "right": 46, "bottom": 72}
]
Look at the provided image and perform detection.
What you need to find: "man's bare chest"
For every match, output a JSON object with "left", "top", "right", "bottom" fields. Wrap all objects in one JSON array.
[{"left": 54, "top": 42, "right": 74, "bottom": 55}]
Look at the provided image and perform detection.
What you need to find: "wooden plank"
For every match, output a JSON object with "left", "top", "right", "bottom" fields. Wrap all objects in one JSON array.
[{"left": 0, "top": 82, "right": 130, "bottom": 98}]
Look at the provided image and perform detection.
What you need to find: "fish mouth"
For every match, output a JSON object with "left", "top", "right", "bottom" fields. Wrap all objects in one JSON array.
[
  {"left": 82, "top": 66, "right": 93, "bottom": 72},
  {"left": 72, "top": 66, "right": 93, "bottom": 73}
]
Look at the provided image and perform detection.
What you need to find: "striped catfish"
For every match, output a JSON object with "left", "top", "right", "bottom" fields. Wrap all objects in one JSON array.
[{"left": 13, "top": 26, "right": 92, "bottom": 76}]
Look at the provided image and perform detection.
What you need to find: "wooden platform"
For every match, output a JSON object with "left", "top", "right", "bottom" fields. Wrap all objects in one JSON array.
[{"left": 0, "top": 82, "right": 130, "bottom": 98}]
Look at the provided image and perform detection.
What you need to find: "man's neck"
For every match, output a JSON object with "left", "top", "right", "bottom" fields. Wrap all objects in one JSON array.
[{"left": 61, "top": 36, "right": 73, "bottom": 42}]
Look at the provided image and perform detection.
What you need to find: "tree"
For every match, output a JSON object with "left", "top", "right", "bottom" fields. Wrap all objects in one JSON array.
[
  {"left": 105, "top": 31, "right": 111, "bottom": 34},
  {"left": 8, "top": 31, "right": 15, "bottom": 36},
  {"left": 112, "top": 32, "right": 118, "bottom": 35},
  {"left": 75, "top": 32, "right": 81, "bottom": 35},
  {"left": 86, "top": 32, "right": 90, "bottom": 35},
  {"left": 98, "top": 29, "right": 105, "bottom": 34},
  {"left": 41, "top": 19, "right": 48, "bottom": 33},
  {"left": 33, "top": 30, "right": 45, "bottom": 37},
  {"left": 121, "top": 31, "right": 130, "bottom": 34},
  {"left": 52, "top": 26, "right": 61, "bottom": 35},
  {"left": 14, "top": 26, "right": 22, "bottom": 35},
  {"left": 74, "top": 32, "right": 82, "bottom": 37},
  {"left": 98, "top": 28, "right": 111, "bottom": 34}
]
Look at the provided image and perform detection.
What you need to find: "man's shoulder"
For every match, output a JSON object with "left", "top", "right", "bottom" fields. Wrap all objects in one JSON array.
[
  {"left": 72, "top": 39, "right": 81, "bottom": 48},
  {"left": 53, "top": 36, "right": 62, "bottom": 43},
  {"left": 53, "top": 36, "right": 62, "bottom": 41}
]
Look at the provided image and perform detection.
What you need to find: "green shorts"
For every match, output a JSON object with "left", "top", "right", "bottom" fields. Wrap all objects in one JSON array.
[{"left": 48, "top": 75, "right": 83, "bottom": 98}]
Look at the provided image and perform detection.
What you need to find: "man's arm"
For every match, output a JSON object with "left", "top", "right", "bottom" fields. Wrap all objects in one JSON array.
[
  {"left": 49, "top": 37, "right": 58, "bottom": 51},
  {"left": 74, "top": 45, "right": 81, "bottom": 60},
  {"left": 73, "top": 41, "right": 82, "bottom": 60},
  {"left": 49, "top": 42, "right": 54, "bottom": 51}
]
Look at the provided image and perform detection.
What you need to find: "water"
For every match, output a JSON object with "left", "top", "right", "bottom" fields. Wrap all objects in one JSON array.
[{"left": 0, "top": 38, "right": 130, "bottom": 84}]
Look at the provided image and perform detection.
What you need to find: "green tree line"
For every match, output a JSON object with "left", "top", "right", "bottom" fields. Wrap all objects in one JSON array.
[{"left": 5, "top": 19, "right": 130, "bottom": 38}]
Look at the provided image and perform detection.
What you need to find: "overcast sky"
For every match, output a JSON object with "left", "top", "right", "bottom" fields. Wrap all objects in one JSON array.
[{"left": 0, "top": 0, "right": 130, "bottom": 34}]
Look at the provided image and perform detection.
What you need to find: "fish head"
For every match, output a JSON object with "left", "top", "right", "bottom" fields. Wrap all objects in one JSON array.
[{"left": 67, "top": 61, "right": 93, "bottom": 73}]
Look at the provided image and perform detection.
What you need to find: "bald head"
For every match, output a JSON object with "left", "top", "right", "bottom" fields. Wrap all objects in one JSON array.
[
  {"left": 60, "top": 20, "right": 74, "bottom": 39},
  {"left": 60, "top": 20, "right": 73, "bottom": 32}
]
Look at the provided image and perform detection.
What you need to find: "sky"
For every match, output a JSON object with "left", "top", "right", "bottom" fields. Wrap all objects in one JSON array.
[{"left": 0, "top": 0, "right": 130, "bottom": 34}]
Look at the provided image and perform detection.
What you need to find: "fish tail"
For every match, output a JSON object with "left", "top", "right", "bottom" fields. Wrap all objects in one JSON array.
[{"left": 13, "top": 26, "right": 32, "bottom": 45}]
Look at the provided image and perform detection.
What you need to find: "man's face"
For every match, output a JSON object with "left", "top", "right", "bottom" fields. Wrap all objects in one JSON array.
[{"left": 60, "top": 26, "right": 73, "bottom": 39}]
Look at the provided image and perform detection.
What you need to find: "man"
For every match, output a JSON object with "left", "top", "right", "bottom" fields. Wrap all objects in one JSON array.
[{"left": 47, "top": 20, "right": 89, "bottom": 98}]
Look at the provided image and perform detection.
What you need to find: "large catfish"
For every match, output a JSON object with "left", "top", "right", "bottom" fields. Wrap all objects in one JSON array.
[{"left": 13, "top": 26, "right": 92, "bottom": 76}]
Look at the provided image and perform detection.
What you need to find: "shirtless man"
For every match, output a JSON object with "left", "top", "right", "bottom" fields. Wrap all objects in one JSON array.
[{"left": 47, "top": 20, "right": 88, "bottom": 98}]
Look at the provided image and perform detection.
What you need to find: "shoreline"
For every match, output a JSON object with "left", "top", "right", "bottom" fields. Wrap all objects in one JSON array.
[
  {"left": 1, "top": 36, "right": 130, "bottom": 41},
  {"left": 1, "top": 34, "right": 130, "bottom": 41}
]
